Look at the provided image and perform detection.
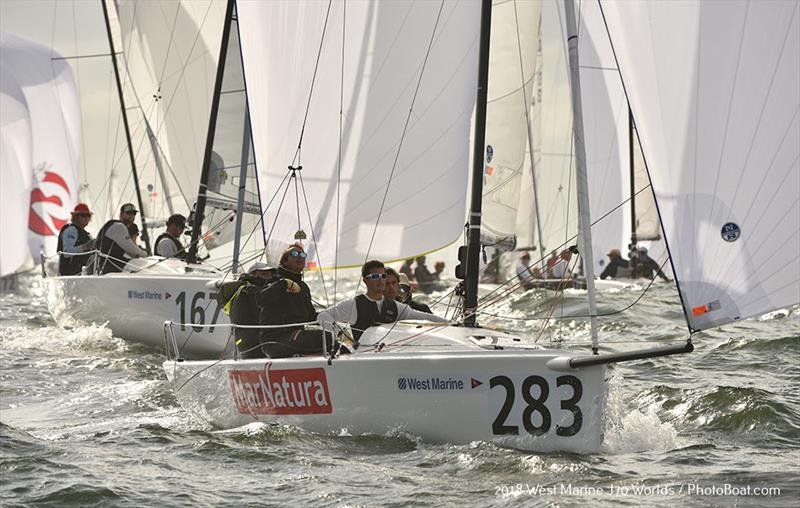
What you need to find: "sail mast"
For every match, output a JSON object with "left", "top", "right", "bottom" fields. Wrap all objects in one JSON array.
[
  {"left": 101, "top": 0, "right": 152, "bottom": 255},
  {"left": 187, "top": 0, "right": 236, "bottom": 263},
  {"left": 463, "top": 0, "right": 493, "bottom": 328},
  {"left": 628, "top": 108, "right": 637, "bottom": 260},
  {"left": 564, "top": 0, "right": 600, "bottom": 353}
]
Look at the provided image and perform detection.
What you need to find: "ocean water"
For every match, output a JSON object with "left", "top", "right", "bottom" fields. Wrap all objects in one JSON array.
[{"left": 1, "top": 273, "right": 798, "bottom": 507}]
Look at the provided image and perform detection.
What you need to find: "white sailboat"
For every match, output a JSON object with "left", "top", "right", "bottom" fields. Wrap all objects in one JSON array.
[
  {"left": 162, "top": 0, "right": 798, "bottom": 452},
  {"left": 42, "top": 0, "right": 266, "bottom": 358}
]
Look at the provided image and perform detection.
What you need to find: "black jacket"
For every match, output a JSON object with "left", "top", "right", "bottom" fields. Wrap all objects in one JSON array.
[{"left": 256, "top": 267, "right": 317, "bottom": 339}]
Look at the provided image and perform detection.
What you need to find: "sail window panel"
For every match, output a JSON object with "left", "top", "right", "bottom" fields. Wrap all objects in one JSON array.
[
  {"left": 238, "top": 0, "right": 480, "bottom": 269},
  {"left": 601, "top": 0, "right": 800, "bottom": 330}
]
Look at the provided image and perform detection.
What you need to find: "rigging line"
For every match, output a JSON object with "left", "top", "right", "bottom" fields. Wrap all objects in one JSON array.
[
  {"left": 476, "top": 183, "right": 657, "bottom": 304},
  {"left": 597, "top": 0, "right": 693, "bottom": 333},
  {"left": 156, "top": 0, "right": 182, "bottom": 89},
  {"left": 234, "top": 170, "right": 293, "bottom": 266},
  {"left": 290, "top": 0, "right": 334, "bottom": 168},
  {"left": 534, "top": 256, "right": 580, "bottom": 343},
  {"left": 477, "top": 257, "right": 670, "bottom": 322},
  {"left": 263, "top": 173, "right": 296, "bottom": 250},
  {"left": 360, "top": 0, "right": 447, "bottom": 271},
  {"left": 334, "top": 0, "right": 346, "bottom": 310},
  {"left": 149, "top": 0, "right": 214, "bottom": 142},
  {"left": 296, "top": 171, "right": 330, "bottom": 306}
]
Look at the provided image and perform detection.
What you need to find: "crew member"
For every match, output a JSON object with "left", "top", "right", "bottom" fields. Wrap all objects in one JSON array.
[
  {"left": 600, "top": 248, "right": 630, "bottom": 280},
  {"left": 318, "top": 260, "right": 447, "bottom": 344},
  {"left": 396, "top": 272, "right": 433, "bottom": 313},
  {"left": 216, "top": 262, "right": 276, "bottom": 358},
  {"left": 89, "top": 203, "right": 147, "bottom": 274},
  {"left": 57, "top": 203, "right": 94, "bottom": 276},
  {"left": 256, "top": 243, "right": 326, "bottom": 357},
  {"left": 155, "top": 214, "right": 188, "bottom": 259},
  {"left": 516, "top": 252, "right": 537, "bottom": 290},
  {"left": 634, "top": 246, "right": 671, "bottom": 282}
]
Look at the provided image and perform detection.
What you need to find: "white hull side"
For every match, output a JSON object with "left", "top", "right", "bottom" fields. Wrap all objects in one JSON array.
[
  {"left": 164, "top": 347, "right": 606, "bottom": 453},
  {"left": 46, "top": 272, "right": 232, "bottom": 358}
]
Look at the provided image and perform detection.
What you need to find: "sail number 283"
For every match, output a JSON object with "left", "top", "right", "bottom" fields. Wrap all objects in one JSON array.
[{"left": 489, "top": 375, "right": 583, "bottom": 437}]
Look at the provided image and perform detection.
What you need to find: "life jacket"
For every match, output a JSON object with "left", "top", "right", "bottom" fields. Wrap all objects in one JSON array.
[
  {"left": 352, "top": 295, "right": 398, "bottom": 340},
  {"left": 57, "top": 223, "right": 91, "bottom": 276},
  {"left": 94, "top": 220, "right": 127, "bottom": 274},
  {"left": 230, "top": 283, "right": 266, "bottom": 359},
  {"left": 155, "top": 232, "right": 187, "bottom": 259}
]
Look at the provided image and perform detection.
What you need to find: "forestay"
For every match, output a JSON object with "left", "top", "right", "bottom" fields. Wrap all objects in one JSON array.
[
  {"left": 601, "top": 0, "right": 800, "bottom": 330},
  {"left": 237, "top": 0, "right": 481, "bottom": 269}
]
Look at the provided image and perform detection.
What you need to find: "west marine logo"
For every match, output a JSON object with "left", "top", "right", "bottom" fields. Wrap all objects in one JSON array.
[
  {"left": 396, "top": 376, "right": 468, "bottom": 392},
  {"left": 229, "top": 364, "right": 332, "bottom": 415},
  {"left": 127, "top": 290, "right": 163, "bottom": 300}
]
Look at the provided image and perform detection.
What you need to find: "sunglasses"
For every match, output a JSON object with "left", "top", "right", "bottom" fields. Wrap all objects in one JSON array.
[
  {"left": 364, "top": 273, "right": 387, "bottom": 280},
  {"left": 289, "top": 250, "right": 307, "bottom": 258}
]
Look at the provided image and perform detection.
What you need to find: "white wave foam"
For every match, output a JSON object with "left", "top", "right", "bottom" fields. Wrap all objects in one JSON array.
[
  {"left": 0, "top": 323, "right": 128, "bottom": 354},
  {"left": 602, "top": 373, "right": 678, "bottom": 454}
]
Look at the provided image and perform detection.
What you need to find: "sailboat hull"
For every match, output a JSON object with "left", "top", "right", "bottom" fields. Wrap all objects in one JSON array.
[
  {"left": 164, "top": 348, "right": 606, "bottom": 453},
  {"left": 45, "top": 261, "right": 233, "bottom": 358}
]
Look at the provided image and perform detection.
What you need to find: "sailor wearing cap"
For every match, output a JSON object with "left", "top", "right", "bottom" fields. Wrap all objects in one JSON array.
[
  {"left": 89, "top": 203, "right": 148, "bottom": 274},
  {"left": 155, "top": 213, "right": 188, "bottom": 259},
  {"left": 57, "top": 203, "right": 95, "bottom": 276},
  {"left": 599, "top": 248, "right": 630, "bottom": 280}
]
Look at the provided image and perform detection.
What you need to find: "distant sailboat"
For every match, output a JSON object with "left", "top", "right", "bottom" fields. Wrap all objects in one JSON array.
[{"left": 0, "top": 32, "right": 81, "bottom": 286}]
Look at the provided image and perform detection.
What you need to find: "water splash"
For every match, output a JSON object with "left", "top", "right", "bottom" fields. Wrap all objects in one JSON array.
[
  {"left": 0, "top": 323, "right": 127, "bottom": 355},
  {"left": 602, "top": 373, "right": 678, "bottom": 453}
]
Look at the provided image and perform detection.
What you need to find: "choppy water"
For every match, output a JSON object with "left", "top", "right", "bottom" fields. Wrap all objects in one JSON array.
[{"left": 1, "top": 273, "right": 798, "bottom": 507}]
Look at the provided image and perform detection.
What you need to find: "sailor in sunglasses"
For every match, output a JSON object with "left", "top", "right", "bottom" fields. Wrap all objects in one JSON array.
[
  {"left": 317, "top": 260, "right": 447, "bottom": 347},
  {"left": 250, "top": 243, "right": 336, "bottom": 358}
]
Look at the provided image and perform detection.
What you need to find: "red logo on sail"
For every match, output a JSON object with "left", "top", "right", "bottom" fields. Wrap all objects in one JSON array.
[
  {"left": 228, "top": 364, "right": 332, "bottom": 415},
  {"left": 29, "top": 168, "right": 71, "bottom": 236}
]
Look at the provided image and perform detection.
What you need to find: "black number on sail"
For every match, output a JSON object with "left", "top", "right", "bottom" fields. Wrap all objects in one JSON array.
[
  {"left": 489, "top": 375, "right": 519, "bottom": 435},
  {"left": 556, "top": 376, "right": 583, "bottom": 437},
  {"left": 521, "top": 376, "right": 551, "bottom": 435}
]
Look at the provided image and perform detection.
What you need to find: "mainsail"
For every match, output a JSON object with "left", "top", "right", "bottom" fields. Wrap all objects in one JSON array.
[
  {"left": 238, "top": 0, "right": 481, "bottom": 269},
  {"left": 601, "top": 0, "right": 800, "bottom": 329},
  {"left": 0, "top": 32, "right": 81, "bottom": 263}
]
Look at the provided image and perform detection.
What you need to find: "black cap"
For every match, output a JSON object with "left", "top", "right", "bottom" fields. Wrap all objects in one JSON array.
[
  {"left": 120, "top": 203, "right": 138, "bottom": 214},
  {"left": 167, "top": 213, "right": 187, "bottom": 228}
]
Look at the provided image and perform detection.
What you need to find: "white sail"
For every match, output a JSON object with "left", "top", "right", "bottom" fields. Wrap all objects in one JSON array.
[
  {"left": 602, "top": 0, "right": 800, "bottom": 329},
  {"left": 238, "top": 0, "right": 480, "bottom": 269},
  {"left": 0, "top": 63, "right": 33, "bottom": 276},
  {"left": 574, "top": 1, "right": 629, "bottom": 276},
  {"left": 0, "top": 33, "right": 81, "bottom": 260},
  {"left": 482, "top": 0, "right": 541, "bottom": 242},
  {"left": 115, "top": 0, "right": 227, "bottom": 214}
]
